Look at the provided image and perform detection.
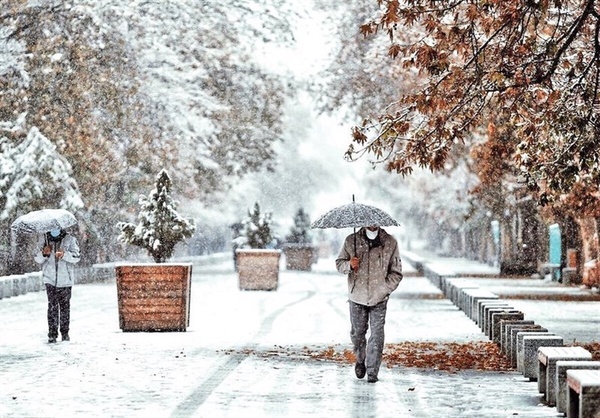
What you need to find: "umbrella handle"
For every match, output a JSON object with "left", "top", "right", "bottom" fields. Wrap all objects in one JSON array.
[{"left": 352, "top": 195, "right": 356, "bottom": 256}]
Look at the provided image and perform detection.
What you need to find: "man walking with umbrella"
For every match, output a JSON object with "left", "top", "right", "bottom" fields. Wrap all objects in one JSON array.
[
  {"left": 311, "top": 198, "right": 403, "bottom": 382},
  {"left": 34, "top": 228, "right": 80, "bottom": 343},
  {"left": 335, "top": 224, "right": 403, "bottom": 383}
]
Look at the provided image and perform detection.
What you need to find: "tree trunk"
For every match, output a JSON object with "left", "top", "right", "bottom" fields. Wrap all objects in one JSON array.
[
  {"left": 500, "top": 200, "right": 541, "bottom": 275},
  {"left": 559, "top": 215, "right": 583, "bottom": 283},
  {"left": 595, "top": 217, "right": 600, "bottom": 260}
]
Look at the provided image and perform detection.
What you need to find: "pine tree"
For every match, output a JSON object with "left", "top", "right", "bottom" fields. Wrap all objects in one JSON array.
[
  {"left": 240, "top": 202, "right": 275, "bottom": 249},
  {"left": 285, "top": 208, "right": 312, "bottom": 245},
  {"left": 117, "top": 169, "right": 196, "bottom": 263}
]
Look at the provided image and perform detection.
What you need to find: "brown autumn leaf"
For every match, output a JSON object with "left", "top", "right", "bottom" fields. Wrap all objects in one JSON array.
[
  {"left": 572, "top": 342, "right": 600, "bottom": 361},
  {"left": 388, "top": 43, "right": 402, "bottom": 59},
  {"left": 219, "top": 342, "right": 514, "bottom": 372},
  {"left": 219, "top": 341, "right": 600, "bottom": 371},
  {"left": 341, "top": 0, "right": 600, "bottom": 203}
]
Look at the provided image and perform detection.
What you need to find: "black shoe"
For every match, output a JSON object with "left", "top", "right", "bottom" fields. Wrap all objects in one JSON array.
[
  {"left": 367, "top": 375, "right": 378, "bottom": 383},
  {"left": 62, "top": 334, "right": 70, "bottom": 341},
  {"left": 48, "top": 337, "right": 57, "bottom": 343},
  {"left": 355, "top": 362, "right": 366, "bottom": 379}
]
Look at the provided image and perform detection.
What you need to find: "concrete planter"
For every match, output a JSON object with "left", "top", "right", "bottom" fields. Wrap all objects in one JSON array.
[
  {"left": 115, "top": 263, "right": 192, "bottom": 332},
  {"left": 236, "top": 249, "right": 281, "bottom": 290},
  {"left": 283, "top": 244, "right": 315, "bottom": 271}
]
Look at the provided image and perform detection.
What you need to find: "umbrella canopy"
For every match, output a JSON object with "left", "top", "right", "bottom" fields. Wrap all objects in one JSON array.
[
  {"left": 11, "top": 209, "right": 78, "bottom": 234},
  {"left": 311, "top": 201, "right": 399, "bottom": 229}
]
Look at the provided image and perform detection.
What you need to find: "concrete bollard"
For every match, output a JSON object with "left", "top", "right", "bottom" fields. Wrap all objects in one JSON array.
[
  {"left": 566, "top": 369, "right": 600, "bottom": 418},
  {"left": 521, "top": 335, "right": 563, "bottom": 380},
  {"left": 515, "top": 331, "right": 554, "bottom": 370},
  {"left": 481, "top": 305, "right": 509, "bottom": 334},
  {"left": 485, "top": 308, "right": 518, "bottom": 338},
  {"left": 477, "top": 300, "right": 510, "bottom": 328},
  {"left": 491, "top": 313, "right": 525, "bottom": 345},
  {"left": 537, "top": 346, "right": 592, "bottom": 406},
  {"left": 555, "top": 360, "right": 600, "bottom": 414},
  {"left": 442, "top": 278, "right": 475, "bottom": 302},
  {"left": 12, "top": 275, "right": 27, "bottom": 297},
  {"left": 502, "top": 322, "right": 535, "bottom": 355},
  {"left": 466, "top": 291, "right": 499, "bottom": 322},
  {"left": 25, "top": 272, "right": 42, "bottom": 292},
  {"left": 0, "top": 277, "right": 7, "bottom": 299}
]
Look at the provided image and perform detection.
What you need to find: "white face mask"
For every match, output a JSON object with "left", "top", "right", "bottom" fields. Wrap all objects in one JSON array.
[{"left": 366, "top": 228, "right": 379, "bottom": 240}]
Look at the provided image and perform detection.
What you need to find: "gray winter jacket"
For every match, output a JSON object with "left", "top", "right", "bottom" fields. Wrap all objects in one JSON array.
[
  {"left": 34, "top": 234, "right": 80, "bottom": 287},
  {"left": 336, "top": 227, "right": 403, "bottom": 306}
]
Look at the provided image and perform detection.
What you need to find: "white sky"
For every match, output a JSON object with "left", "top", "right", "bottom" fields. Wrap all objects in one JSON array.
[{"left": 219, "top": 3, "right": 376, "bottom": 238}]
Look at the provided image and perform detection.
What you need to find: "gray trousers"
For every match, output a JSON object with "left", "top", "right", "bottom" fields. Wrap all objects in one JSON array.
[{"left": 349, "top": 299, "right": 388, "bottom": 378}]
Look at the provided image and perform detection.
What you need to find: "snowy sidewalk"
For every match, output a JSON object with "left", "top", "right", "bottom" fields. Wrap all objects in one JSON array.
[
  {"left": 0, "top": 256, "right": 595, "bottom": 417},
  {"left": 407, "top": 250, "right": 599, "bottom": 343}
]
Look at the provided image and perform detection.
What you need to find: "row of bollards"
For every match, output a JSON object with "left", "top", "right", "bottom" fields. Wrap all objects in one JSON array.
[{"left": 423, "top": 269, "right": 600, "bottom": 418}]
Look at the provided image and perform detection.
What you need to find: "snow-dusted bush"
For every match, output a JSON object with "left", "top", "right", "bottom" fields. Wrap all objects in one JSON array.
[
  {"left": 117, "top": 169, "right": 195, "bottom": 263},
  {"left": 234, "top": 202, "right": 276, "bottom": 250},
  {"left": 285, "top": 207, "right": 312, "bottom": 245}
]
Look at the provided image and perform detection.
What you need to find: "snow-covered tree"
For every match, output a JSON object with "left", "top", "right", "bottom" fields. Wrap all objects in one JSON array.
[
  {"left": 367, "top": 162, "right": 477, "bottom": 251},
  {"left": 313, "top": 1, "right": 408, "bottom": 122},
  {"left": 117, "top": 169, "right": 196, "bottom": 263},
  {"left": 328, "top": 0, "right": 600, "bottom": 204},
  {"left": 0, "top": 25, "right": 27, "bottom": 88},
  {"left": 285, "top": 207, "right": 312, "bottom": 245},
  {"left": 235, "top": 202, "right": 276, "bottom": 250},
  {"left": 0, "top": 0, "right": 299, "bottom": 262},
  {"left": 0, "top": 119, "right": 83, "bottom": 221},
  {"left": 0, "top": 0, "right": 294, "bottom": 200},
  {"left": 0, "top": 1, "right": 161, "bottom": 260}
]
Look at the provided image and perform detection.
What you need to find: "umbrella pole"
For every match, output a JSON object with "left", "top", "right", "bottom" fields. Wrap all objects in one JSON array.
[
  {"left": 352, "top": 194, "right": 356, "bottom": 256},
  {"left": 351, "top": 226, "right": 358, "bottom": 293}
]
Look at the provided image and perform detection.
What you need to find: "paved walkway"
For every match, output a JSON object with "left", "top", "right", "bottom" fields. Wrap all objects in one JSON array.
[{"left": 0, "top": 254, "right": 597, "bottom": 417}]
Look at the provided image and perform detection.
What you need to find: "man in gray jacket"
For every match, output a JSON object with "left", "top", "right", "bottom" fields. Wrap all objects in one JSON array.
[
  {"left": 336, "top": 226, "right": 403, "bottom": 383},
  {"left": 34, "top": 228, "right": 80, "bottom": 343}
]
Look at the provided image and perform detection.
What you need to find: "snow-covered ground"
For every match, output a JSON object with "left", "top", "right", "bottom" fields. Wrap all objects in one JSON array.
[{"left": 0, "top": 255, "right": 597, "bottom": 417}]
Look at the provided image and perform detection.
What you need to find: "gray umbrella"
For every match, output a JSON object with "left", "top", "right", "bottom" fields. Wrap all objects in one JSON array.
[
  {"left": 310, "top": 201, "right": 399, "bottom": 229},
  {"left": 310, "top": 197, "right": 399, "bottom": 258},
  {"left": 11, "top": 209, "right": 78, "bottom": 234}
]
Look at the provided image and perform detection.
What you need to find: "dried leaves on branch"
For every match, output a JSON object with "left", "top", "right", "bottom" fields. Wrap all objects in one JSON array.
[{"left": 350, "top": 0, "right": 600, "bottom": 201}]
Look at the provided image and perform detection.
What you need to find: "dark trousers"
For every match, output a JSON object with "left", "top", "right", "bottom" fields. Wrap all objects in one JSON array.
[
  {"left": 45, "top": 284, "right": 72, "bottom": 338},
  {"left": 349, "top": 299, "right": 388, "bottom": 378}
]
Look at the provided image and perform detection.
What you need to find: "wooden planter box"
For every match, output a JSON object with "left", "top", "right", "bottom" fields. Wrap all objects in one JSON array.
[
  {"left": 236, "top": 249, "right": 281, "bottom": 290},
  {"left": 283, "top": 244, "right": 315, "bottom": 271},
  {"left": 115, "top": 263, "right": 192, "bottom": 332}
]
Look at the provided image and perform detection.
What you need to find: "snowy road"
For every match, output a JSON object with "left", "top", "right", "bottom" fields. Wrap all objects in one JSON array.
[{"left": 0, "top": 257, "right": 593, "bottom": 417}]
